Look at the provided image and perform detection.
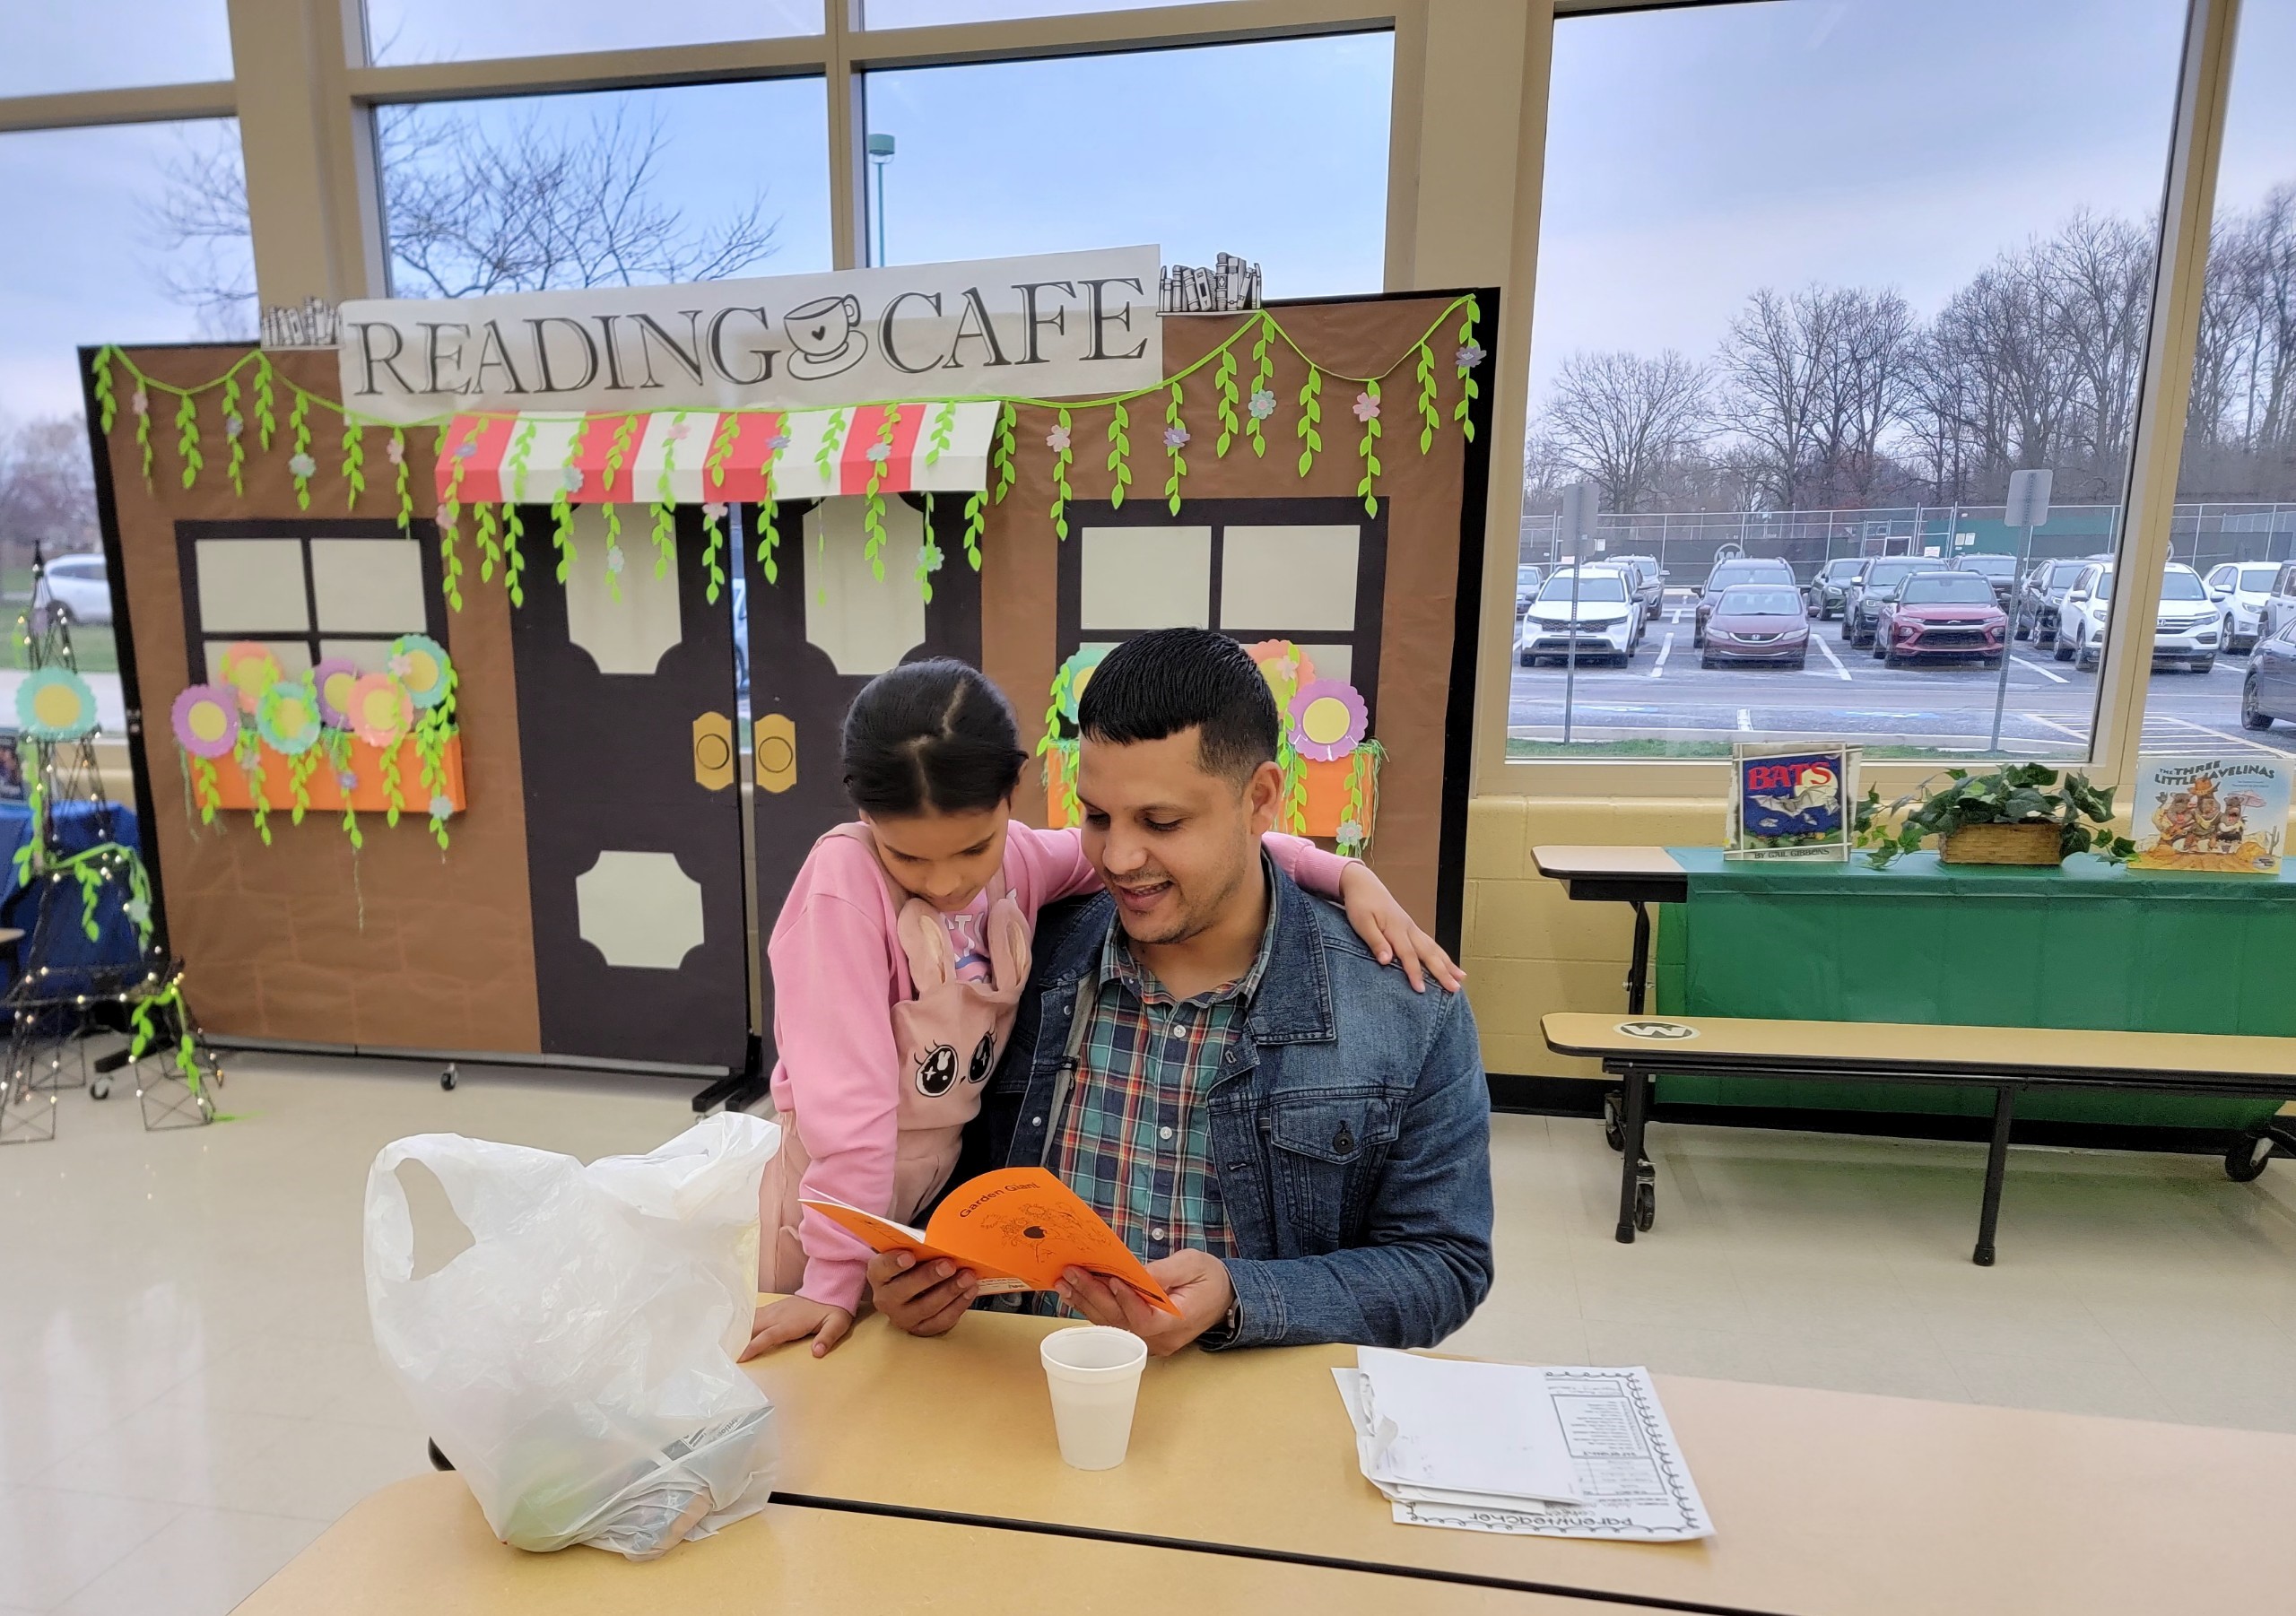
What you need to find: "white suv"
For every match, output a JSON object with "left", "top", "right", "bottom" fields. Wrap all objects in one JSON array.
[
  {"left": 2204, "top": 562, "right": 2276, "bottom": 653},
  {"left": 1518, "top": 568, "right": 1642, "bottom": 668},
  {"left": 2055, "top": 561, "right": 2223, "bottom": 673}
]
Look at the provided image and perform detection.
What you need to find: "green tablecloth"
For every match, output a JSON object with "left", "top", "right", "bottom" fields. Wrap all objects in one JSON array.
[{"left": 1651, "top": 847, "right": 2296, "bottom": 1129}]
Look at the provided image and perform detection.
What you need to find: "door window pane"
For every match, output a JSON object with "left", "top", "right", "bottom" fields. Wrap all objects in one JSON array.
[
  {"left": 2158, "top": 0, "right": 2296, "bottom": 769},
  {"left": 3, "top": 3, "right": 231, "bottom": 96},
  {"left": 864, "top": 1, "right": 1217, "bottom": 25},
  {"left": 363, "top": 0, "right": 822, "bottom": 64},
  {"left": 860, "top": 33, "right": 1389, "bottom": 296},
  {"left": 1515, "top": 0, "right": 2187, "bottom": 761},
  {"left": 377, "top": 81, "right": 834, "bottom": 297}
]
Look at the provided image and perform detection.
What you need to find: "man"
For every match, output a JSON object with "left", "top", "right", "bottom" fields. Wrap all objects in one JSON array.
[{"left": 867, "top": 629, "right": 1493, "bottom": 1352}]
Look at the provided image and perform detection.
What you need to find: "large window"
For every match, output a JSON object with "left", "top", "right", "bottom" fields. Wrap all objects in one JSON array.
[
  {"left": 376, "top": 81, "right": 835, "bottom": 297},
  {"left": 1514, "top": 0, "right": 2188, "bottom": 760},
  {"left": 0, "top": 117, "right": 251, "bottom": 723},
  {"left": 2152, "top": 1, "right": 2296, "bottom": 764},
  {"left": 859, "top": 33, "right": 1390, "bottom": 295},
  {"left": 362, "top": 0, "right": 822, "bottom": 63},
  {"left": 3, "top": 3, "right": 231, "bottom": 97}
]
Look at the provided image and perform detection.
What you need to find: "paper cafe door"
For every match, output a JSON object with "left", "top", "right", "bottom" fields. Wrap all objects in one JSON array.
[
  {"left": 744, "top": 495, "right": 982, "bottom": 1059},
  {"left": 510, "top": 505, "right": 751, "bottom": 1070}
]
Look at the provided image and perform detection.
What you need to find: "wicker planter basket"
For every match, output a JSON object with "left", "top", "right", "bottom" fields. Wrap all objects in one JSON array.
[{"left": 1939, "top": 821, "right": 2063, "bottom": 866}]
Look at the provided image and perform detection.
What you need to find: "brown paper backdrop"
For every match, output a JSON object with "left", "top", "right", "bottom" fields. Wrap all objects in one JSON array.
[
  {"left": 92, "top": 345, "right": 542, "bottom": 1054},
  {"left": 980, "top": 296, "right": 1480, "bottom": 925}
]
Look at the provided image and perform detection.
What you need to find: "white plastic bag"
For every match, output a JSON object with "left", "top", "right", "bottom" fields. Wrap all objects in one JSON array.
[{"left": 364, "top": 1113, "right": 783, "bottom": 1560}]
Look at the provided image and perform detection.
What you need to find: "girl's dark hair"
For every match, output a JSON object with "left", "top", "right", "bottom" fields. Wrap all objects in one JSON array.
[{"left": 841, "top": 658, "right": 1027, "bottom": 817}]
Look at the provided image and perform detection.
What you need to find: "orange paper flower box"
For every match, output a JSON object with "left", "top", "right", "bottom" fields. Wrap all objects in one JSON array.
[{"left": 207, "top": 734, "right": 465, "bottom": 816}]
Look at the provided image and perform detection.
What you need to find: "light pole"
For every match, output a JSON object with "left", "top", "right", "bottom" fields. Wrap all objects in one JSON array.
[
  {"left": 1987, "top": 469, "right": 2052, "bottom": 753},
  {"left": 865, "top": 133, "right": 896, "bottom": 265}
]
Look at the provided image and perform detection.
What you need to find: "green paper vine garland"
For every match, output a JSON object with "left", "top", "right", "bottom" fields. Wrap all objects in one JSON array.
[
  {"left": 1355, "top": 378, "right": 1382, "bottom": 517},
  {"left": 84, "top": 291, "right": 1483, "bottom": 608}
]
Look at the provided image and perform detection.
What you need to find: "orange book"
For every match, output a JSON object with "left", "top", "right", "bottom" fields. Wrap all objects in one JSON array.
[{"left": 802, "top": 1167, "right": 1178, "bottom": 1316}]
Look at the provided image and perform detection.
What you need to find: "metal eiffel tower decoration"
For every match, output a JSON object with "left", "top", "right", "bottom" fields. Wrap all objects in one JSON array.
[{"left": 0, "top": 556, "right": 221, "bottom": 1144}]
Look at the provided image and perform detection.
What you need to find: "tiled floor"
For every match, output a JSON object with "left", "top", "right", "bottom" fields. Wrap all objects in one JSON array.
[{"left": 7, "top": 1052, "right": 2296, "bottom": 1613}]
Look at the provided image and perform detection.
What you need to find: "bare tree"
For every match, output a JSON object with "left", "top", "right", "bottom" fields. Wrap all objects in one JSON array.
[
  {"left": 1535, "top": 349, "right": 1712, "bottom": 513},
  {"left": 148, "top": 104, "right": 783, "bottom": 330},
  {"left": 1716, "top": 287, "right": 1834, "bottom": 508},
  {"left": 0, "top": 416, "right": 101, "bottom": 570},
  {"left": 2045, "top": 208, "right": 2152, "bottom": 495}
]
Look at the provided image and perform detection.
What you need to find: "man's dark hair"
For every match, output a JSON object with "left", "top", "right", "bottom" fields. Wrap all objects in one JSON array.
[{"left": 1076, "top": 628, "right": 1278, "bottom": 785}]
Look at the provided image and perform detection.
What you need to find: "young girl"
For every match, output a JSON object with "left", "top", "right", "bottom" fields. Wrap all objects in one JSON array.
[{"left": 744, "top": 657, "right": 1457, "bottom": 1359}]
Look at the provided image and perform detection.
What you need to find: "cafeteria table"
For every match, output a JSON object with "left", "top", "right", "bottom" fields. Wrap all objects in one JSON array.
[{"left": 232, "top": 1482, "right": 1623, "bottom": 1615}]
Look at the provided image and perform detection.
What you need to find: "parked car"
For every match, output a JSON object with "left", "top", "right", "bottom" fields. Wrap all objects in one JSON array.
[
  {"left": 39, "top": 553, "right": 112, "bottom": 626},
  {"left": 2206, "top": 560, "right": 2279, "bottom": 653},
  {"left": 2266, "top": 560, "right": 2296, "bottom": 644},
  {"left": 1952, "top": 552, "right": 2017, "bottom": 604},
  {"left": 1602, "top": 552, "right": 1667, "bottom": 615},
  {"left": 1870, "top": 569, "right": 2006, "bottom": 668},
  {"left": 2240, "top": 618, "right": 2296, "bottom": 729},
  {"left": 1518, "top": 568, "right": 1640, "bottom": 667},
  {"left": 1700, "top": 584, "right": 1809, "bottom": 670},
  {"left": 1516, "top": 563, "right": 1545, "bottom": 616},
  {"left": 2013, "top": 555, "right": 2109, "bottom": 647},
  {"left": 1840, "top": 555, "right": 1929, "bottom": 647},
  {"left": 1693, "top": 557, "right": 1796, "bottom": 647},
  {"left": 1805, "top": 557, "right": 1866, "bottom": 620},
  {"left": 2054, "top": 561, "right": 2223, "bottom": 673}
]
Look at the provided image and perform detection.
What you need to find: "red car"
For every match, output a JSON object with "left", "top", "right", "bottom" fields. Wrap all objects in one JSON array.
[
  {"left": 1871, "top": 570, "right": 2006, "bottom": 668},
  {"left": 1700, "top": 584, "right": 1810, "bottom": 669}
]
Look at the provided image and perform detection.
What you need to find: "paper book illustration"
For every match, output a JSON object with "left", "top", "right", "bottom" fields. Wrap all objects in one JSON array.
[
  {"left": 1726, "top": 743, "right": 1857, "bottom": 860},
  {"left": 801, "top": 1167, "right": 1178, "bottom": 1314},
  {"left": 2129, "top": 756, "right": 2288, "bottom": 873}
]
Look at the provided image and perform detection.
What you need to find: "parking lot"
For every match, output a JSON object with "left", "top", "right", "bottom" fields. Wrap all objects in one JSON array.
[{"left": 1509, "top": 589, "right": 2295, "bottom": 759}]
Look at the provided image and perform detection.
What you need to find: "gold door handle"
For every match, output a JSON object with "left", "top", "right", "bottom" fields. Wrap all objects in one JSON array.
[
  {"left": 755, "top": 712, "right": 796, "bottom": 794},
  {"left": 693, "top": 712, "right": 735, "bottom": 790}
]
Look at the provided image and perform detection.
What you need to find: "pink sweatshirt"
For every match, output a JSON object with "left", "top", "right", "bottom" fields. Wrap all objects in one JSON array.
[{"left": 767, "top": 824, "right": 1354, "bottom": 1309}]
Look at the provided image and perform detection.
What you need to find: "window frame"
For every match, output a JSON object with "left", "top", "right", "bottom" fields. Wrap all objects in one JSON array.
[{"left": 173, "top": 516, "right": 450, "bottom": 687}]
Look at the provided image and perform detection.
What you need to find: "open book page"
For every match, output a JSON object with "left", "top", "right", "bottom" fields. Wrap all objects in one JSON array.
[{"left": 800, "top": 1169, "right": 1176, "bottom": 1313}]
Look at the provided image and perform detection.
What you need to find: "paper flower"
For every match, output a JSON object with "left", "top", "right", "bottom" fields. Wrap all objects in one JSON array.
[
  {"left": 389, "top": 633, "right": 453, "bottom": 708},
  {"left": 1248, "top": 389, "right": 1276, "bottom": 421},
  {"left": 1046, "top": 425, "right": 1072, "bottom": 453},
  {"left": 562, "top": 466, "right": 585, "bottom": 493},
  {"left": 384, "top": 435, "right": 404, "bottom": 465},
  {"left": 865, "top": 440, "right": 891, "bottom": 462},
  {"left": 218, "top": 642, "right": 284, "bottom": 714},
  {"left": 767, "top": 432, "right": 792, "bottom": 452},
  {"left": 223, "top": 413, "right": 244, "bottom": 439},
  {"left": 1163, "top": 424, "right": 1190, "bottom": 449},
  {"left": 663, "top": 421, "right": 692, "bottom": 442},
  {"left": 387, "top": 633, "right": 449, "bottom": 707},
  {"left": 311, "top": 657, "right": 361, "bottom": 729},
  {"left": 287, "top": 452, "right": 317, "bottom": 479},
  {"left": 1455, "top": 343, "right": 1486, "bottom": 370},
  {"left": 452, "top": 439, "right": 477, "bottom": 459},
  {"left": 1336, "top": 819, "right": 1364, "bottom": 847},
  {"left": 170, "top": 685, "right": 239, "bottom": 759},
  {"left": 605, "top": 546, "right": 626, "bottom": 575},
  {"left": 16, "top": 667, "right": 100, "bottom": 742},
  {"left": 703, "top": 500, "right": 727, "bottom": 521},
  {"left": 130, "top": 389, "right": 149, "bottom": 417},
  {"left": 1288, "top": 679, "right": 1369, "bottom": 763},
  {"left": 1056, "top": 644, "right": 1113, "bottom": 725},
  {"left": 337, "top": 768, "right": 359, "bottom": 791},
  {"left": 124, "top": 897, "right": 151, "bottom": 927},
  {"left": 428, "top": 794, "right": 455, "bottom": 821},
  {"left": 256, "top": 679, "right": 323, "bottom": 755},
  {"left": 345, "top": 673, "right": 413, "bottom": 749}
]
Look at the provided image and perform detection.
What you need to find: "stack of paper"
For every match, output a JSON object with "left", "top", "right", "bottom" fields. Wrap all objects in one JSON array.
[{"left": 1333, "top": 1350, "right": 1712, "bottom": 1542}]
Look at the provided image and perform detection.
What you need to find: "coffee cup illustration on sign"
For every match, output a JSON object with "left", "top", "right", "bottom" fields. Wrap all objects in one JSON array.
[{"left": 784, "top": 293, "right": 869, "bottom": 379}]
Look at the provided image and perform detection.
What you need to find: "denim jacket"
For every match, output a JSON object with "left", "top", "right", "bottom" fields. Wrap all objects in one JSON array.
[{"left": 952, "top": 862, "right": 1494, "bottom": 1350}]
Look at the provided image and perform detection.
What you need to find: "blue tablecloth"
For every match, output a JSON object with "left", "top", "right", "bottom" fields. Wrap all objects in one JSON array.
[{"left": 0, "top": 800, "right": 147, "bottom": 1001}]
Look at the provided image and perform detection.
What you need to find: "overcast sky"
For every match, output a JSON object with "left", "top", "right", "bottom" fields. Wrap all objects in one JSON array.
[{"left": 2, "top": 1, "right": 2289, "bottom": 430}]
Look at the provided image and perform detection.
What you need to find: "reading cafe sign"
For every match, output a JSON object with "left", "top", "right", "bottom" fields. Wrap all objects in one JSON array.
[{"left": 335, "top": 246, "right": 1163, "bottom": 426}]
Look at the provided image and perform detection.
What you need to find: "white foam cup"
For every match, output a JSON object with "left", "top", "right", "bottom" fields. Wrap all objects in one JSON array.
[{"left": 1039, "top": 1325, "right": 1149, "bottom": 1470}]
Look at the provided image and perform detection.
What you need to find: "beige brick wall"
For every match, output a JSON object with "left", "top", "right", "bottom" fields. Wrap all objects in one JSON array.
[{"left": 1460, "top": 795, "right": 1721, "bottom": 1078}]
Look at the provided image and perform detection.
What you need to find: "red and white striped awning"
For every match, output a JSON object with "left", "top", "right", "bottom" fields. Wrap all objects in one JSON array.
[{"left": 434, "top": 401, "right": 1001, "bottom": 508}]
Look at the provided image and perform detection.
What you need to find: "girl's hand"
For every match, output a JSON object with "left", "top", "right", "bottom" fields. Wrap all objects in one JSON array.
[
  {"left": 741, "top": 1296, "right": 855, "bottom": 1360},
  {"left": 1337, "top": 863, "right": 1465, "bottom": 995}
]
